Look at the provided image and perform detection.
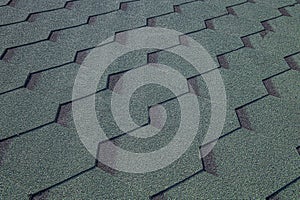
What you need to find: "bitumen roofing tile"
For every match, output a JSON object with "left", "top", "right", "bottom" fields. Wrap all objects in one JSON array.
[
  {"left": 212, "top": 15, "right": 263, "bottom": 37},
  {"left": 154, "top": 13, "right": 206, "bottom": 34},
  {"left": 0, "top": 174, "right": 28, "bottom": 200},
  {"left": 0, "top": 60, "right": 29, "bottom": 93},
  {"left": 270, "top": 70, "right": 300, "bottom": 103},
  {"left": 11, "top": 0, "right": 69, "bottom": 13},
  {"left": 0, "top": 6, "right": 28, "bottom": 25},
  {"left": 286, "top": 3, "right": 300, "bottom": 17},
  {"left": 249, "top": 33, "right": 300, "bottom": 58},
  {"left": 0, "top": 0, "right": 299, "bottom": 199},
  {"left": 43, "top": 168, "right": 148, "bottom": 200},
  {"left": 125, "top": 0, "right": 175, "bottom": 18},
  {"left": 188, "top": 29, "right": 244, "bottom": 56},
  {"left": 162, "top": 128, "right": 300, "bottom": 199},
  {"left": 177, "top": 0, "right": 226, "bottom": 20},
  {"left": 224, "top": 48, "right": 289, "bottom": 77},
  {"left": 269, "top": 17, "right": 300, "bottom": 39},
  {"left": 0, "top": 89, "right": 57, "bottom": 139},
  {"left": 256, "top": 0, "right": 297, "bottom": 8},
  {"left": 232, "top": 2, "right": 281, "bottom": 22},
  {"left": 1, "top": 123, "right": 94, "bottom": 197}
]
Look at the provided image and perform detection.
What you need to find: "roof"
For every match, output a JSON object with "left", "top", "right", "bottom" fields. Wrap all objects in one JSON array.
[{"left": 0, "top": 0, "right": 299, "bottom": 199}]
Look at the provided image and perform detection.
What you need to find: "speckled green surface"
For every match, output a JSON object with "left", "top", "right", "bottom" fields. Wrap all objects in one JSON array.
[
  {"left": 0, "top": 0, "right": 299, "bottom": 199},
  {"left": 1, "top": 124, "right": 95, "bottom": 197},
  {"left": 163, "top": 128, "right": 300, "bottom": 199},
  {"left": 0, "top": 6, "right": 28, "bottom": 24}
]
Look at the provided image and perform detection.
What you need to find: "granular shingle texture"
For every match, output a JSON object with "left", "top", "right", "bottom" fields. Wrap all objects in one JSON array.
[{"left": 0, "top": 0, "right": 299, "bottom": 199}]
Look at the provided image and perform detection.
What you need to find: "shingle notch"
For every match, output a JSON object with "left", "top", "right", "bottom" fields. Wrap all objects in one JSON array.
[
  {"left": 75, "top": 49, "right": 90, "bottom": 64},
  {"left": 0, "top": 139, "right": 12, "bottom": 166},
  {"left": 56, "top": 103, "right": 72, "bottom": 127},
  {"left": 226, "top": 7, "right": 237, "bottom": 16},
  {"left": 204, "top": 19, "right": 214, "bottom": 30},
  {"left": 174, "top": 5, "right": 181, "bottom": 13},
  {"left": 147, "top": 17, "right": 156, "bottom": 27},
  {"left": 284, "top": 56, "right": 300, "bottom": 71},
  {"left": 25, "top": 72, "right": 42, "bottom": 90},
  {"left": 30, "top": 191, "right": 49, "bottom": 200},
  {"left": 179, "top": 35, "right": 189, "bottom": 46},
  {"left": 266, "top": 194, "right": 280, "bottom": 200},
  {"left": 241, "top": 36, "right": 254, "bottom": 48},
  {"left": 2, "top": 48, "right": 16, "bottom": 62},
  {"left": 263, "top": 79, "right": 280, "bottom": 97},
  {"left": 259, "top": 30, "right": 269, "bottom": 38},
  {"left": 200, "top": 146, "right": 217, "bottom": 176},
  {"left": 217, "top": 55, "right": 229, "bottom": 69},
  {"left": 261, "top": 21, "right": 274, "bottom": 31},
  {"left": 278, "top": 8, "right": 291, "bottom": 17},
  {"left": 27, "top": 13, "right": 39, "bottom": 22},
  {"left": 7, "top": 0, "right": 17, "bottom": 7},
  {"left": 96, "top": 140, "right": 118, "bottom": 175},
  {"left": 120, "top": 2, "right": 128, "bottom": 11},
  {"left": 64, "top": 1, "right": 75, "bottom": 10},
  {"left": 151, "top": 193, "right": 167, "bottom": 200},
  {"left": 188, "top": 77, "right": 200, "bottom": 96},
  {"left": 115, "top": 31, "right": 127, "bottom": 45},
  {"left": 147, "top": 52, "right": 158, "bottom": 64},
  {"left": 297, "top": 146, "right": 300, "bottom": 155},
  {"left": 108, "top": 71, "right": 127, "bottom": 93},
  {"left": 48, "top": 31, "right": 60, "bottom": 42},
  {"left": 88, "top": 16, "right": 97, "bottom": 25},
  {"left": 236, "top": 108, "right": 253, "bottom": 130}
]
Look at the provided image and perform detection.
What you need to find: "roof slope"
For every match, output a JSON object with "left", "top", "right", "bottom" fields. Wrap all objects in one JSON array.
[{"left": 0, "top": 0, "right": 299, "bottom": 199}]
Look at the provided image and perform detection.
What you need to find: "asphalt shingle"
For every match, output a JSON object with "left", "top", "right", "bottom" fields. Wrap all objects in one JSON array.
[{"left": 0, "top": 0, "right": 299, "bottom": 199}]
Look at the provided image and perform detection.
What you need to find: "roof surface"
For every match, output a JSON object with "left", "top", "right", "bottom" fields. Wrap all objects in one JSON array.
[{"left": 0, "top": 0, "right": 299, "bottom": 199}]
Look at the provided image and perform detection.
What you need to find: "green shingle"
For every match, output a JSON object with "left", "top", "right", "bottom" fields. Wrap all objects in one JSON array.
[
  {"left": 13, "top": 0, "right": 67, "bottom": 13},
  {"left": 164, "top": 127, "right": 300, "bottom": 199},
  {"left": 8, "top": 41, "right": 75, "bottom": 72},
  {"left": 179, "top": 0, "right": 226, "bottom": 21},
  {"left": 1, "top": 123, "right": 94, "bottom": 198},
  {"left": 269, "top": 16, "right": 300, "bottom": 40},
  {"left": 232, "top": 2, "right": 280, "bottom": 22},
  {"left": 0, "top": 89, "right": 57, "bottom": 139},
  {"left": 189, "top": 29, "right": 243, "bottom": 56},
  {"left": 224, "top": 48, "right": 290, "bottom": 80},
  {"left": 270, "top": 70, "right": 300, "bottom": 104},
  {"left": 246, "top": 95, "right": 300, "bottom": 143},
  {"left": 155, "top": 13, "right": 206, "bottom": 34},
  {"left": 0, "top": 61, "right": 29, "bottom": 94},
  {"left": 213, "top": 15, "right": 263, "bottom": 37},
  {"left": 248, "top": 31, "right": 300, "bottom": 58},
  {"left": 0, "top": 174, "right": 28, "bottom": 200},
  {"left": 255, "top": 0, "right": 296, "bottom": 9},
  {"left": 46, "top": 168, "right": 147, "bottom": 200},
  {"left": 0, "top": 6, "right": 28, "bottom": 25},
  {"left": 286, "top": 4, "right": 300, "bottom": 18},
  {"left": 125, "top": 0, "right": 174, "bottom": 19}
]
